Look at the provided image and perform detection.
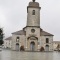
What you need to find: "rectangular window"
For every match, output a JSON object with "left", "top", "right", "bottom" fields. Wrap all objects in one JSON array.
[{"left": 46, "top": 38, "right": 49, "bottom": 43}]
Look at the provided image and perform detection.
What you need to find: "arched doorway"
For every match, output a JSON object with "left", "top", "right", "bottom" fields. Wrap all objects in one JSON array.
[
  {"left": 16, "top": 43, "right": 19, "bottom": 51},
  {"left": 30, "top": 41, "right": 35, "bottom": 51},
  {"left": 45, "top": 45, "right": 49, "bottom": 51}
]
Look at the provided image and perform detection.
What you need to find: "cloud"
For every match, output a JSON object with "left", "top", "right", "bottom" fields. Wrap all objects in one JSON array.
[{"left": 0, "top": 0, "right": 60, "bottom": 40}]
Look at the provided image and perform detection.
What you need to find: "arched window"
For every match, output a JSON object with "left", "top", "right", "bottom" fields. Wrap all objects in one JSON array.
[
  {"left": 32, "top": 10, "right": 35, "bottom": 15},
  {"left": 16, "top": 37, "right": 19, "bottom": 42},
  {"left": 46, "top": 38, "right": 49, "bottom": 43}
]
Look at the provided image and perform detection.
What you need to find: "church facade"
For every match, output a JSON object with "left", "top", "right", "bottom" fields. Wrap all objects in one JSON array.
[{"left": 11, "top": 0, "right": 54, "bottom": 51}]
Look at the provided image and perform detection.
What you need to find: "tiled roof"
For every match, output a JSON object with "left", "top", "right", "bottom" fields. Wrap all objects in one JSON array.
[
  {"left": 12, "top": 28, "right": 53, "bottom": 36},
  {"left": 53, "top": 41, "right": 60, "bottom": 43},
  {"left": 5, "top": 36, "right": 12, "bottom": 40},
  {"left": 12, "top": 30, "right": 26, "bottom": 35},
  {"left": 40, "top": 30, "right": 54, "bottom": 36}
]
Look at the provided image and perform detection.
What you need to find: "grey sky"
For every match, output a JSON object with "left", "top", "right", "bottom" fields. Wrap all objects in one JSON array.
[{"left": 0, "top": 0, "right": 60, "bottom": 41}]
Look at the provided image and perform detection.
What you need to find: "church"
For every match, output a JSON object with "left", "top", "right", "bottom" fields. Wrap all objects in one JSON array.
[{"left": 11, "top": 0, "right": 54, "bottom": 51}]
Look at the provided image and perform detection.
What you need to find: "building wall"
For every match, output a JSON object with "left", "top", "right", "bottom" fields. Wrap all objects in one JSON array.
[
  {"left": 4, "top": 40, "right": 11, "bottom": 49},
  {"left": 26, "top": 27, "right": 40, "bottom": 39},
  {"left": 25, "top": 27, "right": 40, "bottom": 51},
  {"left": 11, "top": 34, "right": 26, "bottom": 50},
  {"left": 40, "top": 36, "right": 53, "bottom": 51},
  {"left": 10, "top": 34, "right": 53, "bottom": 51},
  {"left": 11, "top": 33, "right": 53, "bottom": 51}
]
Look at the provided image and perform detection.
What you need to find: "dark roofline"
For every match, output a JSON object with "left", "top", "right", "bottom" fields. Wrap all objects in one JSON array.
[
  {"left": 41, "top": 30, "right": 54, "bottom": 36},
  {"left": 12, "top": 30, "right": 21, "bottom": 34},
  {"left": 53, "top": 41, "right": 60, "bottom": 43},
  {"left": 12, "top": 30, "right": 26, "bottom": 35},
  {"left": 5, "top": 36, "right": 12, "bottom": 40},
  {"left": 12, "top": 26, "right": 54, "bottom": 36}
]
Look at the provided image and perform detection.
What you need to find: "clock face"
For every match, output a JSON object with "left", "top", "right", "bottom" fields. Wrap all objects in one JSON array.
[{"left": 31, "top": 29, "right": 35, "bottom": 33}]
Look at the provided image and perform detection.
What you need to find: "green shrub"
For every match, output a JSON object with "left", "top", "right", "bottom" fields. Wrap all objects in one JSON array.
[
  {"left": 40, "top": 46, "right": 44, "bottom": 52},
  {"left": 20, "top": 45, "right": 25, "bottom": 51}
]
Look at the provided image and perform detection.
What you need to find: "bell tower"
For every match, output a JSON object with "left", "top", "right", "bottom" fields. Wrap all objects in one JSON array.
[
  {"left": 26, "top": 0, "right": 41, "bottom": 51},
  {"left": 27, "top": 0, "right": 41, "bottom": 27}
]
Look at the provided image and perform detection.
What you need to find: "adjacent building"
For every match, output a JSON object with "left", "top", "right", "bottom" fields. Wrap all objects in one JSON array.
[
  {"left": 4, "top": 36, "right": 12, "bottom": 49},
  {"left": 53, "top": 41, "right": 60, "bottom": 51}
]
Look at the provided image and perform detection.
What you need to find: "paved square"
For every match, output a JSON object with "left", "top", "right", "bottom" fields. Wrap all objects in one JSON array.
[{"left": 0, "top": 50, "right": 60, "bottom": 60}]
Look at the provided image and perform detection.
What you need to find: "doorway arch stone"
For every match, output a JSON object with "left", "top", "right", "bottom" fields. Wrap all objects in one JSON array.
[{"left": 27, "top": 36, "right": 38, "bottom": 51}]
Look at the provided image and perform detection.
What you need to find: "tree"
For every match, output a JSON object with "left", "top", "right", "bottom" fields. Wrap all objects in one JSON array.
[{"left": 0, "top": 28, "right": 4, "bottom": 45}]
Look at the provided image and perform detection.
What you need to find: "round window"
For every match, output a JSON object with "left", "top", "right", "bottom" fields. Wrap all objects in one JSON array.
[{"left": 31, "top": 29, "right": 35, "bottom": 33}]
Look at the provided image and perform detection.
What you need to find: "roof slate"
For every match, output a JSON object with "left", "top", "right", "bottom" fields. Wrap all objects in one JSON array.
[
  {"left": 12, "top": 28, "right": 53, "bottom": 36},
  {"left": 53, "top": 41, "right": 60, "bottom": 43},
  {"left": 41, "top": 30, "right": 54, "bottom": 36},
  {"left": 12, "top": 30, "right": 26, "bottom": 35},
  {"left": 5, "top": 36, "right": 12, "bottom": 40}
]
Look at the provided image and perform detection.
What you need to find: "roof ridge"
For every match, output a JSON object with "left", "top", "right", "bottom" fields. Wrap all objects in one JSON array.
[{"left": 5, "top": 36, "right": 12, "bottom": 40}]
